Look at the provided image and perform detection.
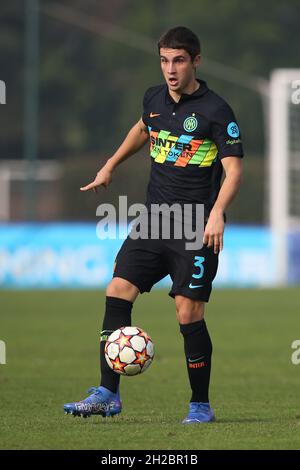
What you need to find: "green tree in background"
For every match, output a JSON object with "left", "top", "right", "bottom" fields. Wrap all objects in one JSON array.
[{"left": 0, "top": 0, "right": 299, "bottom": 222}]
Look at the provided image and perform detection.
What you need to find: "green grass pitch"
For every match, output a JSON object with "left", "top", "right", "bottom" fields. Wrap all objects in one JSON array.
[{"left": 0, "top": 288, "right": 300, "bottom": 450}]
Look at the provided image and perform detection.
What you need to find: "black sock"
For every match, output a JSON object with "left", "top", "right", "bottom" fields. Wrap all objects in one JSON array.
[
  {"left": 180, "top": 320, "right": 212, "bottom": 403},
  {"left": 100, "top": 296, "right": 133, "bottom": 393}
]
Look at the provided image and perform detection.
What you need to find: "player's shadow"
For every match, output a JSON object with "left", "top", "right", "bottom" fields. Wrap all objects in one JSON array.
[
  {"left": 74, "top": 416, "right": 284, "bottom": 426},
  {"left": 215, "top": 417, "right": 280, "bottom": 424},
  {"left": 83, "top": 416, "right": 183, "bottom": 426}
]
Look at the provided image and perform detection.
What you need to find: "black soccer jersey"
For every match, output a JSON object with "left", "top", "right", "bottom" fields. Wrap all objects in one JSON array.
[{"left": 142, "top": 79, "right": 243, "bottom": 215}]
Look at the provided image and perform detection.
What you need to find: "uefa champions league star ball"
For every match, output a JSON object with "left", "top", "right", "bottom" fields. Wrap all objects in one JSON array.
[{"left": 105, "top": 326, "right": 154, "bottom": 376}]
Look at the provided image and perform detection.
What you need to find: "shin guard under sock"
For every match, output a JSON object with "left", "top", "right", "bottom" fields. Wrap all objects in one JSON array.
[
  {"left": 100, "top": 296, "right": 133, "bottom": 393},
  {"left": 180, "top": 320, "right": 212, "bottom": 403}
]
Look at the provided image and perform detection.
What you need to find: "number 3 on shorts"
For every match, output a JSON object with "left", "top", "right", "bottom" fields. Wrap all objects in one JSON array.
[{"left": 192, "top": 256, "right": 205, "bottom": 279}]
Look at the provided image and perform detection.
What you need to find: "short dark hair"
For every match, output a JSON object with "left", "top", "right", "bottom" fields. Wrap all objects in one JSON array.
[{"left": 157, "top": 26, "right": 201, "bottom": 60}]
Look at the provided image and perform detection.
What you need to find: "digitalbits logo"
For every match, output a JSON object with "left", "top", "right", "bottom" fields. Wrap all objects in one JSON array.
[{"left": 0, "top": 80, "right": 6, "bottom": 104}]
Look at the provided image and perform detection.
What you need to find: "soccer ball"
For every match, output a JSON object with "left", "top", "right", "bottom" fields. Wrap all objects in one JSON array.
[{"left": 105, "top": 326, "right": 154, "bottom": 376}]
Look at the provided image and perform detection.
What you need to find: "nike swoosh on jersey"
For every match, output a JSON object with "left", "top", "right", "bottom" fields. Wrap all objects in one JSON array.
[
  {"left": 150, "top": 112, "right": 160, "bottom": 118},
  {"left": 189, "top": 283, "right": 204, "bottom": 289}
]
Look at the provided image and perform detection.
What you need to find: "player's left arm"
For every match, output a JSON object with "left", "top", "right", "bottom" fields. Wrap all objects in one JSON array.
[{"left": 203, "top": 156, "right": 242, "bottom": 253}]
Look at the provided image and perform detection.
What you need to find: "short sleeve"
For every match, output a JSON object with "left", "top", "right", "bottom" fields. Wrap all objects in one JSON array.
[{"left": 211, "top": 103, "right": 244, "bottom": 158}]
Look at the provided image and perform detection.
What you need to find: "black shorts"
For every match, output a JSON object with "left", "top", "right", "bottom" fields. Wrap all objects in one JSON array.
[{"left": 112, "top": 230, "right": 219, "bottom": 302}]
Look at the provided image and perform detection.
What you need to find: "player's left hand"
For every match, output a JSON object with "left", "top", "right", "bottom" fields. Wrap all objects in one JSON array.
[{"left": 203, "top": 208, "right": 224, "bottom": 254}]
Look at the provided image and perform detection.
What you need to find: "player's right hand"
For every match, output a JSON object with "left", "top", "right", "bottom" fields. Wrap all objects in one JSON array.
[{"left": 80, "top": 166, "right": 113, "bottom": 193}]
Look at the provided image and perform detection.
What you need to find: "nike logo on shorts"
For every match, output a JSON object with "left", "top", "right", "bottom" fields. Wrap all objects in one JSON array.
[{"left": 189, "top": 283, "right": 203, "bottom": 289}]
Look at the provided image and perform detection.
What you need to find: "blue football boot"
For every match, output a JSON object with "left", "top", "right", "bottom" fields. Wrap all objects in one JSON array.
[
  {"left": 182, "top": 402, "right": 215, "bottom": 424},
  {"left": 64, "top": 386, "right": 122, "bottom": 418}
]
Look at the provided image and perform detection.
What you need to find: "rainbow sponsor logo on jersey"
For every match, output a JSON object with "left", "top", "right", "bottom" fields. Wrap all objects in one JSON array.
[{"left": 148, "top": 128, "right": 217, "bottom": 167}]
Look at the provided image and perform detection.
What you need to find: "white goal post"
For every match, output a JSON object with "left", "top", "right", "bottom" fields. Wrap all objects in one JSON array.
[
  {"left": 0, "top": 160, "right": 63, "bottom": 220},
  {"left": 269, "top": 69, "right": 300, "bottom": 284}
]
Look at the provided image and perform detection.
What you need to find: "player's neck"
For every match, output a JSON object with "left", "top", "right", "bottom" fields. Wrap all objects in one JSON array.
[{"left": 168, "top": 78, "right": 200, "bottom": 103}]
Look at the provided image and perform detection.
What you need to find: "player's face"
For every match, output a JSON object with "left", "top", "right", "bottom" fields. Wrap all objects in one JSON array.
[{"left": 159, "top": 48, "right": 200, "bottom": 94}]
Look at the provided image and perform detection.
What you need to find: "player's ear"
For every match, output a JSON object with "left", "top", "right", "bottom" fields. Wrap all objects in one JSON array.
[{"left": 193, "top": 54, "right": 201, "bottom": 69}]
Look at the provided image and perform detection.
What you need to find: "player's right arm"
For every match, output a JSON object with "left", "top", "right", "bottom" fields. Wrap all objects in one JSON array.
[{"left": 80, "top": 118, "right": 149, "bottom": 192}]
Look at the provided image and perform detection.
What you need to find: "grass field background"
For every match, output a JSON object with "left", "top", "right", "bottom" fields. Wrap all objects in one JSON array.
[{"left": 0, "top": 288, "right": 300, "bottom": 450}]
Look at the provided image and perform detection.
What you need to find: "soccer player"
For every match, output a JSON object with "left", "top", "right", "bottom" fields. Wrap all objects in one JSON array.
[{"left": 64, "top": 26, "right": 243, "bottom": 423}]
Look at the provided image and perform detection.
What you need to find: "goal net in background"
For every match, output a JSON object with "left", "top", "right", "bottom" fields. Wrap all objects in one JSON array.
[{"left": 269, "top": 69, "right": 300, "bottom": 285}]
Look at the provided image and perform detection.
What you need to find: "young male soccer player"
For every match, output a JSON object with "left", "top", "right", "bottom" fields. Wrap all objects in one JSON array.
[{"left": 64, "top": 26, "right": 243, "bottom": 423}]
